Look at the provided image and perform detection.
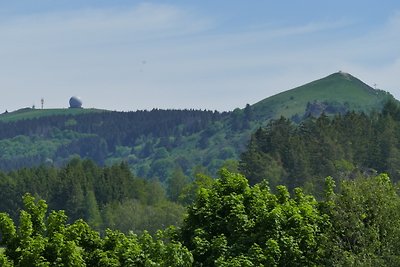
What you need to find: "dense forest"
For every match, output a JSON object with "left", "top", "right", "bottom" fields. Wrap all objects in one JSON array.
[
  {"left": 3, "top": 101, "right": 400, "bottom": 228},
  {"left": 0, "top": 158, "right": 199, "bottom": 235},
  {"left": 2, "top": 170, "right": 400, "bottom": 266},
  {"left": 240, "top": 100, "right": 400, "bottom": 193},
  {"left": 0, "top": 108, "right": 254, "bottom": 181}
]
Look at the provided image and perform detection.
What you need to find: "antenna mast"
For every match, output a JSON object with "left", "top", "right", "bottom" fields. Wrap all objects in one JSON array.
[{"left": 41, "top": 98, "right": 44, "bottom": 109}]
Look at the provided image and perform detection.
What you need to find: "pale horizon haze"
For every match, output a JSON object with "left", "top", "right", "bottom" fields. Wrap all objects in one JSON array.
[{"left": 1, "top": 1, "right": 399, "bottom": 112}]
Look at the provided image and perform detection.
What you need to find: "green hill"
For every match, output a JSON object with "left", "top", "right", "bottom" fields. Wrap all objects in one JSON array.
[
  {"left": 251, "top": 72, "right": 394, "bottom": 121},
  {"left": 0, "top": 107, "right": 107, "bottom": 122}
]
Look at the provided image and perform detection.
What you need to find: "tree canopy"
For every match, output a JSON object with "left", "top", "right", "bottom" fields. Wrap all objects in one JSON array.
[
  {"left": 240, "top": 107, "right": 400, "bottom": 192},
  {"left": 3, "top": 170, "right": 400, "bottom": 266}
]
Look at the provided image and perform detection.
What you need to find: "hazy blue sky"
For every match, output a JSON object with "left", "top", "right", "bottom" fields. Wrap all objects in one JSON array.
[{"left": 1, "top": 1, "right": 400, "bottom": 111}]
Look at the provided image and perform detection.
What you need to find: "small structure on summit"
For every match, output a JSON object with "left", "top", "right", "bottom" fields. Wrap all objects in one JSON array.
[{"left": 69, "top": 96, "right": 83, "bottom": 108}]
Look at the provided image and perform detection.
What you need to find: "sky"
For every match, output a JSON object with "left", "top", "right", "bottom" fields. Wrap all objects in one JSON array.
[{"left": 0, "top": 0, "right": 400, "bottom": 112}]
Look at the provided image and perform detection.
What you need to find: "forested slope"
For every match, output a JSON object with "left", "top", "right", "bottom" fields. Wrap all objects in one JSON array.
[
  {"left": 0, "top": 72, "right": 395, "bottom": 184},
  {"left": 0, "top": 109, "right": 237, "bottom": 180},
  {"left": 240, "top": 100, "right": 400, "bottom": 194}
]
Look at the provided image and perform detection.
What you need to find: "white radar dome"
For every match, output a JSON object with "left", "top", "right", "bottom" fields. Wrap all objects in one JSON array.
[{"left": 69, "top": 96, "right": 83, "bottom": 108}]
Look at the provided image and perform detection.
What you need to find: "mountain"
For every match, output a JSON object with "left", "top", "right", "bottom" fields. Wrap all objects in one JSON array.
[
  {"left": 0, "top": 72, "right": 396, "bottom": 180},
  {"left": 251, "top": 71, "right": 394, "bottom": 121}
]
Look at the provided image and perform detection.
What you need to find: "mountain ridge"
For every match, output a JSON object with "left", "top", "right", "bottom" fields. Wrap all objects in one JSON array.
[
  {"left": 0, "top": 71, "right": 395, "bottom": 123},
  {"left": 0, "top": 72, "right": 396, "bottom": 179}
]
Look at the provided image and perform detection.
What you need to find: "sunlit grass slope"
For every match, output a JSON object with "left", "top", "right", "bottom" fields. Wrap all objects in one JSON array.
[{"left": 251, "top": 72, "right": 394, "bottom": 120}]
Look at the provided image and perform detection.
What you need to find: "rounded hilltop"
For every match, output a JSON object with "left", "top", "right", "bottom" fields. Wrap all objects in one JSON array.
[
  {"left": 0, "top": 96, "right": 107, "bottom": 122},
  {"left": 69, "top": 96, "right": 83, "bottom": 108}
]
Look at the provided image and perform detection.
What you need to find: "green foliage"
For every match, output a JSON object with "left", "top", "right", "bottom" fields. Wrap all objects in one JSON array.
[
  {"left": 167, "top": 166, "right": 190, "bottom": 202},
  {"left": 0, "top": 159, "right": 185, "bottom": 235},
  {"left": 3, "top": 170, "right": 400, "bottom": 266},
  {"left": 180, "top": 169, "right": 328, "bottom": 266},
  {"left": 0, "top": 194, "right": 86, "bottom": 266},
  {"left": 0, "top": 252, "right": 13, "bottom": 267},
  {"left": 325, "top": 174, "right": 400, "bottom": 266},
  {"left": 102, "top": 199, "right": 185, "bottom": 235},
  {"left": 179, "top": 172, "right": 214, "bottom": 205},
  {"left": 85, "top": 190, "right": 102, "bottom": 231},
  {"left": 0, "top": 194, "right": 192, "bottom": 267}
]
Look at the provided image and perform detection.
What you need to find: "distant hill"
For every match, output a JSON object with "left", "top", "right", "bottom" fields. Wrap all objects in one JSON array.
[
  {"left": 0, "top": 72, "right": 396, "bottom": 180},
  {"left": 251, "top": 72, "right": 394, "bottom": 122},
  {"left": 0, "top": 107, "right": 107, "bottom": 122}
]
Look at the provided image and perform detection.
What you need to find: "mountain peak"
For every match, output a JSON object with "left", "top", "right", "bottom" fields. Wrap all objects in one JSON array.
[
  {"left": 337, "top": 70, "right": 352, "bottom": 79},
  {"left": 308, "top": 71, "right": 367, "bottom": 88},
  {"left": 251, "top": 72, "right": 394, "bottom": 121}
]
